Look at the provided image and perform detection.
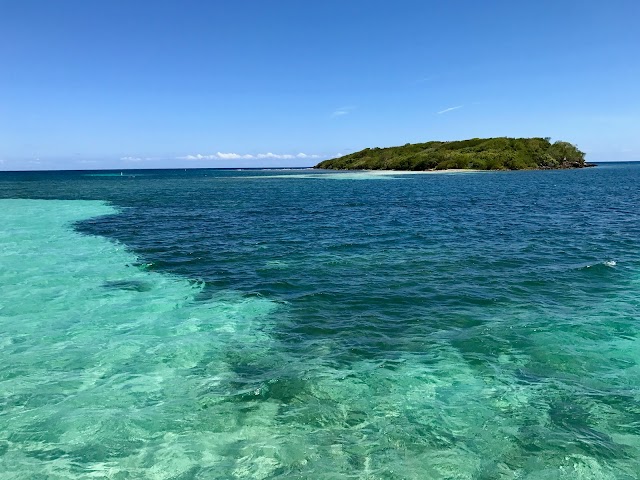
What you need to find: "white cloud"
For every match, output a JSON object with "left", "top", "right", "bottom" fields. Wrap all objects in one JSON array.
[
  {"left": 120, "top": 156, "right": 163, "bottom": 162},
  {"left": 437, "top": 105, "right": 463, "bottom": 114},
  {"left": 217, "top": 152, "right": 256, "bottom": 159},
  {"left": 216, "top": 152, "right": 243, "bottom": 159},
  {"left": 177, "top": 152, "right": 255, "bottom": 160},
  {"left": 177, "top": 154, "right": 215, "bottom": 160},
  {"left": 331, "top": 105, "right": 356, "bottom": 117}
]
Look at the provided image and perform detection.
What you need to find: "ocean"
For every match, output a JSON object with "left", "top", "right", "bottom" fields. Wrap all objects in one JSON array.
[{"left": 1, "top": 164, "right": 640, "bottom": 479}]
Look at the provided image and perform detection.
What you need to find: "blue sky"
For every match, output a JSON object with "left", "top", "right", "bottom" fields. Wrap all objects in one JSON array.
[{"left": 1, "top": 0, "right": 639, "bottom": 170}]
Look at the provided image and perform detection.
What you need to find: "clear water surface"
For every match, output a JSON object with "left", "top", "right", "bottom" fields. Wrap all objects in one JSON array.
[{"left": 1, "top": 164, "right": 640, "bottom": 479}]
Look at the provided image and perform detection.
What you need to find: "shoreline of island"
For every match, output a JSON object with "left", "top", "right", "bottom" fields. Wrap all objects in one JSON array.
[{"left": 322, "top": 168, "right": 485, "bottom": 175}]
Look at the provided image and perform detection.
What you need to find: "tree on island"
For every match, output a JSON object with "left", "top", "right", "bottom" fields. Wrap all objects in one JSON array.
[{"left": 314, "top": 137, "right": 589, "bottom": 171}]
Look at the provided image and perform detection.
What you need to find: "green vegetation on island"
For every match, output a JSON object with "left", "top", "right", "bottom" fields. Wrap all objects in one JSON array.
[{"left": 314, "top": 137, "right": 591, "bottom": 171}]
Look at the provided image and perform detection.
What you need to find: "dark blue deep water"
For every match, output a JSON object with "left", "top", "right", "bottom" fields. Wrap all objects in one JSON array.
[{"left": 1, "top": 164, "right": 640, "bottom": 478}]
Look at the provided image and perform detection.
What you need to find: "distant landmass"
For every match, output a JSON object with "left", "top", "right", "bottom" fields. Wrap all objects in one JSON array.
[{"left": 314, "top": 137, "right": 592, "bottom": 171}]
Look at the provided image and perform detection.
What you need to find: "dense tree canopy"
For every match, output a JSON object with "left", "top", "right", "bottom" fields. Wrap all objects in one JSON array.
[{"left": 315, "top": 137, "right": 589, "bottom": 171}]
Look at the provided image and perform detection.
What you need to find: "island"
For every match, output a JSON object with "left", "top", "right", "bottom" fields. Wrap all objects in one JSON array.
[{"left": 314, "top": 137, "right": 592, "bottom": 171}]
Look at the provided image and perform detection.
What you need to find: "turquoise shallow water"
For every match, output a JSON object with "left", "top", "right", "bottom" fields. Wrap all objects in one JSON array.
[{"left": 1, "top": 165, "right": 640, "bottom": 478}]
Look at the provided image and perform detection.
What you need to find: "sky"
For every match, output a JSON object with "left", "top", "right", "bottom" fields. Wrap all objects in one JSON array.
[{"left": 1, "top": 0, "right": 639, "bottom": 170}]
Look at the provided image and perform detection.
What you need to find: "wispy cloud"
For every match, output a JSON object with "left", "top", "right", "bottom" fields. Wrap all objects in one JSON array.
[
  {"left": 331, "top": 106, "right": 356, "bottom": 117},
  {"left": 436, "top": 105, "right": 463, "bottom": 114},
  {"left": 415, "top": 75, "right": 436, "bottom": 83},
  {"left": 177, "top": 152, "right": 323, "bottom": 161},
  {"left": 257, "top": 153, "right": 295, "bottom": 159}
]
